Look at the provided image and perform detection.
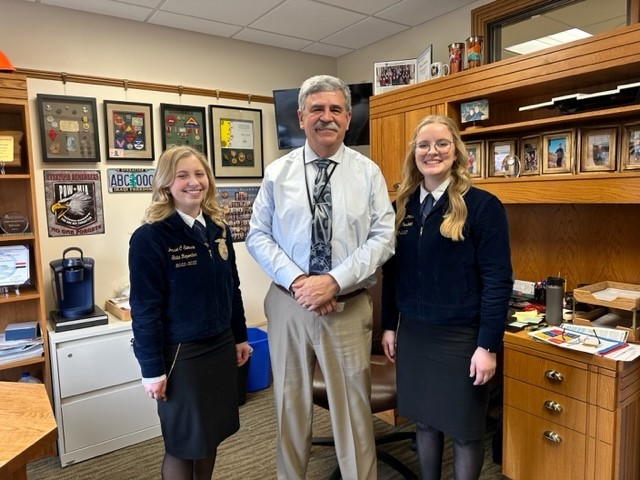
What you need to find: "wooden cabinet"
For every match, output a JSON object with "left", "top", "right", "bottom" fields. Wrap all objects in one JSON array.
[
  {"left": 369, "top": 24, "right": 640, "bottom": 289},
  {"left": 0, "top": 73, "right": 51, "bottom": 393},
  {"left": 48, "top": 318, "right": 161, "bottom": 466},
  {"left": 503, "top": 331, "right": 640, "bottom": 479}
]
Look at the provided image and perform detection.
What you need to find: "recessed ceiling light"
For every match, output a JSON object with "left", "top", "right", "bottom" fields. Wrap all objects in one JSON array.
[{"left": 505, "top": 28, "right": 592, "bottom": 55}]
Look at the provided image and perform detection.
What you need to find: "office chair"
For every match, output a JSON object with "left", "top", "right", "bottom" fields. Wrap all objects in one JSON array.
[{"left": 311, "top": 270, "right": 417, "bottom": 480}]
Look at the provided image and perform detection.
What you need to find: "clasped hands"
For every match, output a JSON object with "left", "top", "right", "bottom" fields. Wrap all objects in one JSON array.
[{"left": 290, "top": 274, "right": 339, "bottom": 315}]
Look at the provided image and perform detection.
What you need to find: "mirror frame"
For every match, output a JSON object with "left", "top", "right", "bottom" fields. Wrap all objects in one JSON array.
[{"left": 471, "top": 0, "right": 640, "bottom": 64}]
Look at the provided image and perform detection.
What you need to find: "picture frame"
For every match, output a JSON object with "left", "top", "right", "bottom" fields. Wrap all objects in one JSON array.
[
  {"left": 520, "top": 135, "right": 541, "bottom": 175},
  {"left": 210, "top": 105, "right": 263, "bottom": 178},
  {"left": 416, "top": 45, "right": 432, "bottom": 83},
  {"left": 103, "top": 100, "right": 155, "bottom": 161},
  {"left": 160, "top": 103, "right": 208, "bottom": 156},
  {"left": 461, "top": 99, "right": 489, "bottom": 124},
  {"left": 542, "top": 130, "right": 574, "bottom": 174},
  {"left": 620, "top": 121, "right": 640, "bottom": 171},
  {"left": 488, "top": 139, "right": 517, "bottom": 177},
  {"left": 464, "top": 140, "right": 484, "bottom": 178},
  {"left": 373, "top": 58, "right": 417, "bottom": 95},
  {"left": 36, "top": 94, "right": 100, "bottom": 162},
  {"left": 579, "top": 126, "right": 617, "bottom": 172}
]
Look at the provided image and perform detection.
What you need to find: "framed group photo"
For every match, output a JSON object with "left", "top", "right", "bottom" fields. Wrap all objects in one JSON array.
[
  {"left": 579, "top": 126, "right": 617, "bottom": 172},
  {"left": 542, "top": 130, "right": 574, "bottom": 174},
  {"left": 520, "top": 135, "right": 541, "bottom": 175},
  {"left": 210, "top": 105, "right": 263, "bottom": 179},
  {"left": 36, "top": 94, "right": 100, "bottom": 162},
  {"left": 464, "top": 140, "right": 484, "bottom": 178},
  {"left": 103, "top": 100, "right": 154, "bottom": 161},
  {"left": 621, "top": 121, "right": 640, "bottom": 170},
  {"left": 160, "top": 103, "right": 208, "bottom": 156},
  {"left": 488, "top": 139, "right": 517, "bottom": 177},
  {"left": 373, "top": 58, "right": 417, "bottom": 95}
]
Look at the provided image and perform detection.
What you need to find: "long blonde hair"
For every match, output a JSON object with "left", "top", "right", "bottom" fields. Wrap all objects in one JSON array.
[
  {"left": 394, "top": 115, "right": 471, "bottom": 241},
  {"left": 143, "top": 146, "right": 226, "bottom": 230}
]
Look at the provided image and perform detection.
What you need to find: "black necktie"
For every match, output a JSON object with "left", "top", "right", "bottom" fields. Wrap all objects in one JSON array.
[
  {"left": 192, "top": 220, "right": 207, "bottom": 244},
  {"left": 421, "top": 194, "right": 434, "bottom": 222},
  {"left": 309, "top": 159, "right": 333, "bottom": 274}
]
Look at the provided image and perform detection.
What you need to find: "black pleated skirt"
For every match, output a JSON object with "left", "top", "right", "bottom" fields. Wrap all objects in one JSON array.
[
  {"left": 396, "top": 320, "right": 489, "bottom": 441},
  {"left": 158, "top": 329, "right": 239, "bottom": 459}
]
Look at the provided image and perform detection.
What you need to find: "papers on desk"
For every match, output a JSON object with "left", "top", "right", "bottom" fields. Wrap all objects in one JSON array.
[
  {"left": 0, "top": 333, "right": 43, "bottom": 365},
  {"left": 591, "top": 287, "right": 640, "bottom": 303},
  {"left": 527, "top": 324, "right": 640, "bottom": 361},
  {"left": 508, "top": 310, "right": 545, "bottom": 329}
]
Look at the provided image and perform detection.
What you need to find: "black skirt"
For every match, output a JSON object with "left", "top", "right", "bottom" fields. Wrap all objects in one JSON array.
[
  {"left": 396, "top": 320, "right": 489, "bottom": 441},
  {"left": 158, "top": 329, "right": 239, "bottom": 459}
]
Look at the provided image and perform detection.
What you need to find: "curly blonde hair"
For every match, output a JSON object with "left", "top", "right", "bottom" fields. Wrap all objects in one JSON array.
[
  {"left": 143, "top": 146, "right": 226, "bottom": 230},
  {"left": 394, "top": 115, "right": 471, "bottom": 241}
]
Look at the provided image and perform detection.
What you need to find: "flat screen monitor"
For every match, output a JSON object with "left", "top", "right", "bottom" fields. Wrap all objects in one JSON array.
[{"left": 272, "top": 82, "right": 372, "bottom": 150}]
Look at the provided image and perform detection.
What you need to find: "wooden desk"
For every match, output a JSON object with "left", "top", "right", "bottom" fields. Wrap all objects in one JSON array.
[{"left": 0, "top": 382, "right": 57, "bottom": 480}]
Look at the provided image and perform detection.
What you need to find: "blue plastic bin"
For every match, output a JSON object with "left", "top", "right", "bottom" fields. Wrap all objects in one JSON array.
[{"left": 246, "top": 327, "right": 271, "bottom": 392}]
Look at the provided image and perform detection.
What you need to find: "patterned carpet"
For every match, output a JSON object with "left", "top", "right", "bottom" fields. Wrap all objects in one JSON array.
[{"left": 26, "top": 386, "right": 503, "bottom": 479}]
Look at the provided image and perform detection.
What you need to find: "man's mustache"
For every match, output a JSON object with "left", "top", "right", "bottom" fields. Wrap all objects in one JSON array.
[{"left": 313, "top": 121, "right": 339, "bottom": 131}]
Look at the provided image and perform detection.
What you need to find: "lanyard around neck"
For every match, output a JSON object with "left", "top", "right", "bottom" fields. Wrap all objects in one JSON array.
[{"left": 303, "top": 150, "right": 338, "bottom": 216}]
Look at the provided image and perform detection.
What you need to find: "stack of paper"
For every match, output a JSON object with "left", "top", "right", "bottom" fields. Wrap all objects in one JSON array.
[{"left": 0, "top": 333, "right": 43, "bottom": 365}]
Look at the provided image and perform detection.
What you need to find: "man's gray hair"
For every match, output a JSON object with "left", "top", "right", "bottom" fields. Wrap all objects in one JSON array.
[{"left": 298, "top": 75, "right": 352, "bottom": 113}]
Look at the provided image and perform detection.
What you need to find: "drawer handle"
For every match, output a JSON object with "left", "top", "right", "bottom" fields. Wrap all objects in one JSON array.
[
  {"left": 544, "top": 400, "right": 563, "bottom": 412},
  {"left": 543, "top": 430, "right": 562, "bottom": 443},
  {"left": 544, "top": 369, "right": 564, "bottom": 382}
]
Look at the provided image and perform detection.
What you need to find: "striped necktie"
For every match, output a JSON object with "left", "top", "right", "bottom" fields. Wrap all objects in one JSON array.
[{"left": 192, "top": 220, "right": 207, "bottom": 244}]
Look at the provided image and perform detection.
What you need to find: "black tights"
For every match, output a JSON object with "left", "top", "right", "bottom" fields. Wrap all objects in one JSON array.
[
  {"left": 161, "top": 450, "right": 217, "bottom": 480},
  {"left": 415, "top": 422, "right": 484, "bottom": 480}
]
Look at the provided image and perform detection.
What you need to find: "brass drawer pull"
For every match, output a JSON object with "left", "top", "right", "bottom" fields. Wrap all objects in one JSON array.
[
  {"left": 544, "top": 369, "right": 564, "bottom": 382},
  {"left": 544, "top": 400, "right": 563, "bottom": 412},
  {"left": 543, "top": 430, "right": 562, "bottom": 443}
]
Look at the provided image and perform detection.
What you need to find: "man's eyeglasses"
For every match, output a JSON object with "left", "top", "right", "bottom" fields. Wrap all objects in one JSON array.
[
  {"left": 415, "top": 140, "right": 454, "bottom": 153},
  {"left": 561, "top": 327, "right": 601, "bottom": 347}
]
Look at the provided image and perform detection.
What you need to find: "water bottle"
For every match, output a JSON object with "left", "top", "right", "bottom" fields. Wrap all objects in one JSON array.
[
  {"left": 545, "top": 276, "right": 565, "bottom": 326},
  {"left": 18, "top": 372, "right": 41, "bottom": 383}
]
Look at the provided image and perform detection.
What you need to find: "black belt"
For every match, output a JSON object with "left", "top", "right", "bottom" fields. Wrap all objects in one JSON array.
[{"left": 275, "top": 283, "right": 366, "bottom": 302}]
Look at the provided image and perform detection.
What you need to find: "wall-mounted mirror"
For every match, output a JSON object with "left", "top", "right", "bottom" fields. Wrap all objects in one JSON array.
[{"left": 473, "top": 0, "right": 639, "bottom": 64}]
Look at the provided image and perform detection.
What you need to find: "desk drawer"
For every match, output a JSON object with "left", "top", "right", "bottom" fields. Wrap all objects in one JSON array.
[
  {"left": 56, "top": 330, "right": 140, "bottom": 398},
  {"left": 505, "top": 348, "right": 587, "bottom": 401},
  {"left": 504, "top": 377, "right": 587, "bottom": 434},
  {"left": 503, "top": 405, "right": 585, "bottom": 480}
]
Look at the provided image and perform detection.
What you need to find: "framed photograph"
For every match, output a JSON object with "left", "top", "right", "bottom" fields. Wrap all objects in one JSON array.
[
  {"left": 36, "top": 94, "right": 100, "bottom": 162},
  {"left": 416, "top": 45, "right": 432, "bottom": 83},
  {"left": 542, "top": 130, "right": 574, "bottom": 174},
  {"left": 621, "top": 121, "right": 640, "bottom": 170},
  {"left": 160, "top": 103, "right": 208, "bottom": 156},
  {"left": 464, "top": 140, "right": 484, "bottom": 178},
  {"left": 579, "top": 126, "right": 617, "bottom": 172},
  {"left": 373, "top": 58, "right": 417, "bottom": 95},
  {"left": 210, "top": 105, "right": 263, "bottom": 178},
  {"left": 103, "top": 100, "right": 154, "bottom": 161},
  {"left": 520, "top": 135, "right": 541, "bottom": 175},
  {"left": 461, "top": 99, "right": 489, "bottom": 124},
  {"left": 488, "top": 140, "right": 517, "bottom": 177}
]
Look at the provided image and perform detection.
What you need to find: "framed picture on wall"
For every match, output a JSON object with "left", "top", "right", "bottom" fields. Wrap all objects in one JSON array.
[
  {"left": 621, "top": 121, "right": 640, "bottom": 170},
  {"left": 160, "top": 103, "right": 208, "bottom": 156},
  {"left": 210, "top": 105, "right": 263, "bottom": 178},
  {"left": 579, "top": 126, "right": 617, "bottom": 172},
  {"left": 464, "top": 140, "right": 484, "bottom": 178},
  {"left": 103, "top": 100, "right": 155, "bottom": 161},
  {"left": 520, "top": 135, "right": 541, "bottom": 175},
  {"left": 36, "top": 94, "right": 100, "bottom": 162},
  {"left": 373, "top": 58, "right": 417, "bottom": 95},
  {"left": 542, "top": 130, "right": 574, "bottom": 174},
  {"left": 488, "top": 139, "right": 517, "bottom": 177}
]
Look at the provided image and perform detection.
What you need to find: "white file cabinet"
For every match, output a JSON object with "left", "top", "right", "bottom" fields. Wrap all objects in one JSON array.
[{"left": 48, "top": 317, "right": 161, "bottom": 466}]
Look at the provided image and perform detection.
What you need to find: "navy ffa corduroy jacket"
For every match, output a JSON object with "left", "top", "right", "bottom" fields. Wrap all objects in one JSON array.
[
  {"left": 381, "top": 186, "right": 513, "bottom": 351},
  {"left": 128, "top": 212, "right": 247, "bottom": 378}
]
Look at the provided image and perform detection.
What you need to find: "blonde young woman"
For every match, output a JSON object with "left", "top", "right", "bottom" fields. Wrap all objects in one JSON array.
[
  {"left": 129, "top": 146, "right": 250, "bottom": 480},
  {"left": 380, "top": 116, "right": 513, "bottom": 480}
]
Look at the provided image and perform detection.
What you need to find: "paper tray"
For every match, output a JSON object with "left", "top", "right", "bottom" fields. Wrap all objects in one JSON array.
[
  {"left": 573, "top": 281, "right": 640, "bottom": 312},
  {"left": 104, "top": 299, "right": 131, "bottom": 321}
]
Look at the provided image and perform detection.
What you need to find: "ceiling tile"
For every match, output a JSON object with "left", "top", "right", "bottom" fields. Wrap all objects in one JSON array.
[
  {"left": 376, "top": 0, "right": 477, "bottom": 27},
  {"left": 233, "top": 28, "right": 314, "bottom": 51},
  {"left": 323, "top": 17, "right": 409, "bottom": 50},
  {"left": 301, "top": 42, "right": 354, "bottom": 57},
  {"left": 148, "top": 11, "right": 243, "bottom": 37},
  {"left": 115, "top": 0, "right": 161, "bottom": 8},
  {"left": 251, "top": 0, "right": 366, "bottom": 41},
  {"left": 315, "top": 0, "right": 403, "bottom": 16},
  {"left": 161, "top": 0, "right": 283, "bottom": 24},
  {"left": 42, "top": 0, "right": 152, "bottom": 21}
]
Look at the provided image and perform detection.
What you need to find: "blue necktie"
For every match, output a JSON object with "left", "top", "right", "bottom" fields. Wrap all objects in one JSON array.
[
  {"left": 421, "top": 194, "right": 434, "bottom": 222},
  {"left": 309, "top": 159, "right": 333, "bottom": 274},
  {"left": 192, "top": 220, "right": 207, "bottom": 244}
]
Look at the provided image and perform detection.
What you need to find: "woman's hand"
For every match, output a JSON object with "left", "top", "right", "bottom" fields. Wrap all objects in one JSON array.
[
  {"left": 236, "top": 341, "right": 251, "bottom": 367},
  {"left": 469, "top": 347, "right": 497, "bottom": 386},
  {"left": 143, "top": 378, "right": 167, "bottom": 401},
  {"left": 381, "top": 330, "right": 397, "bottom": 363}
]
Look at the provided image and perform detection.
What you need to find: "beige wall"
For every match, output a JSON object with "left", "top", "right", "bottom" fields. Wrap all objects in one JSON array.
[{"left": 1, "top": 0, "right": 488, "bottom": 326}]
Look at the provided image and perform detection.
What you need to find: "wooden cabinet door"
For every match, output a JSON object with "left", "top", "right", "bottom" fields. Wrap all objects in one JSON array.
[{"left": 370, "top": 113, "right": 405, "bottom": 196}]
